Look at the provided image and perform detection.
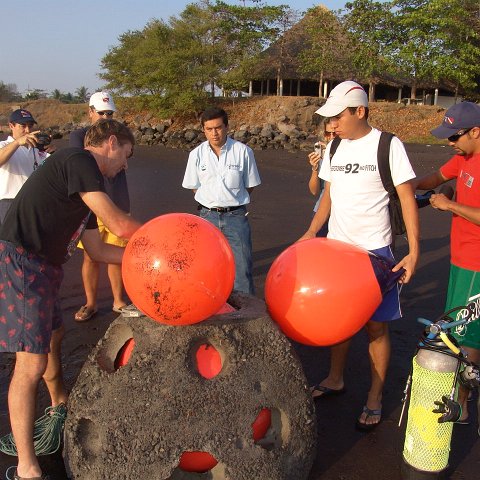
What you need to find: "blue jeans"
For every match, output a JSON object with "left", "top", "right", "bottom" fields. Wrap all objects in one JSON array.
[{"left": 199, "top": 206, "right": 254, "bottom": 294}]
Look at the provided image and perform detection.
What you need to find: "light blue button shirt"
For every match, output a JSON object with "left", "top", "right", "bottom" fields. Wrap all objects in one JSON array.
[{"left": 182, "top": 137, "right": 261, "bottom": 207}]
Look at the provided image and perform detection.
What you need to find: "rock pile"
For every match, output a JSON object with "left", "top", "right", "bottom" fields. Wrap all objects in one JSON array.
[{"left": 46, "top": 119, "right": 319, "bottom": 152}]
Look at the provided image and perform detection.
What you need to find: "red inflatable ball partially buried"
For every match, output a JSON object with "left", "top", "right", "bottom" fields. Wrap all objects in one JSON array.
[
  {"left": 265, "top": 238, "right": 400, "bottom": 346},
  {"left": 122, "top": 213, "right": 235, "bottom": 325}
]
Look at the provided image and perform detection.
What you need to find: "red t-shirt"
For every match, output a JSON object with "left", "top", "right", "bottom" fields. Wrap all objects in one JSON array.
[{"left": 441, "top": 153, "right": 480, "bottom": 270}]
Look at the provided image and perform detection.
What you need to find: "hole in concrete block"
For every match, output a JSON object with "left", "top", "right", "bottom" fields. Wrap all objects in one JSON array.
[
  {"left": 253, "top": 407, "right": 285, "bottom": 451},
  {"left": 195, "top": 343, "right": 223, "bottom": 379},
  {"left": 215, "top": 302, "right": 236, "bottom": 314},
  {"left": 114, "top": 338, "right": 135, "bottom": 369},
  {"left": 252, "top": 407, "right": 271, "bottom": 441},
  {"left": 76, "top": 418, "right": 105, "bottom": 459},
  {"left": 96, "top": 323, "right": 135, "bottom": 373},
  {"left": 178, "top": 451, "right": 218, "bottom": 473}
]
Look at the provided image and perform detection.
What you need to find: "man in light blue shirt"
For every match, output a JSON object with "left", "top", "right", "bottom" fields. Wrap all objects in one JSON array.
[{"left": 182, "top": 107, "right": 261, "bottom": 294}]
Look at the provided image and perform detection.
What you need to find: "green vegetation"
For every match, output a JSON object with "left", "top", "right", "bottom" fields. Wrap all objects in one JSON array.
[
  {"left": 98, "top": 0, "right": 480, "bottom": 116},
  {"left": 4, "top": 0, "right": 480, "bottom": 117},
  {"left": 0, "top": 82, "right": 91, "bottom": 104},
  {"left": 100, "top": 1, "right": 291, "bottom": 116}
]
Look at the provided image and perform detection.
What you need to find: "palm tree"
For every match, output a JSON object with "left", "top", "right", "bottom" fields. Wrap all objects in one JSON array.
[
  {"left": 51, "top": 89, "right": 62, "bottom": 100},
  {"left": 75, "top": 86, "right": 89, "bottom": 103}
]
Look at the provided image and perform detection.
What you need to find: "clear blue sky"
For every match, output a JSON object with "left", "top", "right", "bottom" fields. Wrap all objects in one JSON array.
[{"left": 1, "top": 1, "right": 354, "bottom": 96}]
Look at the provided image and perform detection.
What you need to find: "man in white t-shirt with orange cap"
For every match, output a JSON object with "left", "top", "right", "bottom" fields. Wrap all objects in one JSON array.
[{"left": 300, "top": 80, "right": 419, "bottom": 430}]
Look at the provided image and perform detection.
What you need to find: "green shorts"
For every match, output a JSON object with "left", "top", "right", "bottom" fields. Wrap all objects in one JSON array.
[{"left": 445, "top": 264, "right": 480, "bottom": 350}]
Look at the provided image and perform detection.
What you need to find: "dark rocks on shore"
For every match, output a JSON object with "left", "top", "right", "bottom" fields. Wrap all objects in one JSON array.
[{"left": 48, "top": 118, "right": 319, "bottom": 152}]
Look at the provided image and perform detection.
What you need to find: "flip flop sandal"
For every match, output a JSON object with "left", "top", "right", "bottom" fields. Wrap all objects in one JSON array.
[
  {"left": 74, "top": 305, "right": 97, "bottom": 322},
  {"left": 310, "top": 384, "right": 346, "bottom": 399},
  {"left": 5, "top": 466, "right": 50, "bottom": 480},
  {"left": 355, "top": 405, "right": 382, "bottom": 431},
  {"left": 112, "top": 304, "right": 130, "bottom": 313},
  {"left": 14, "top": 472, "right": 49, "bottom": 480}
]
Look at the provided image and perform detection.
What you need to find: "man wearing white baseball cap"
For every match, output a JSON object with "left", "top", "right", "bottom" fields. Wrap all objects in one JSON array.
[
  {"left": 70, "top": 91, "right": 131, "bottom": 322},
  {"left": 300, "top": 80, "right": 419, "bottom": 430}
]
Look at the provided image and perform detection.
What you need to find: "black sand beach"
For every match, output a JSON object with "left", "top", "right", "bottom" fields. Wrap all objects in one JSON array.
[{"left": 1, "top": 142, "right": 478, "bottom": 479}]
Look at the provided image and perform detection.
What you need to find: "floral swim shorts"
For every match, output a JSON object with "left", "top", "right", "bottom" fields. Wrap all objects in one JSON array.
[{"left": 0, "top": 240, "right": 64, "bottom": 354}]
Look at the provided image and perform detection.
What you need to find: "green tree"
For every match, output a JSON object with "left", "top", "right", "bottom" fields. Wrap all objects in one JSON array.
[
  {"left": 388, "top": 0, "right": 480, "bottom": 100},
  {"left": 100, "top": 1, "right": 290, "bottom": 115},
  {"left": 298, "top": 6, "right": 351, "bottom": 97},
  {"left": 0, "top": 82, "right": 20, "bottom": 102},
  {"left": 429, "top": 0, "right": 480, "bottom": 99},
  {"left": 24, "top": 89, "right": 47, "bottom": 100},
  {"left": 61, "top": 92, "right": 74, "bottom": 103},
  {"left": 75, "top": 86, "right": 90, "bottom": 103},
  {"left": 389, "top": 0, "right": 445, "bottom": 100},
  {"left": 51, "top": 89, "right": 62, "bottom": 100},
  {"left": 268, "top": 7, "right": 300, "bottom": 96},
  {"left": 341, "top": 0, "right": 395, "bottom": 101},
  {"left": 212, "top": 1, "right": 292, "bottom": 95}
]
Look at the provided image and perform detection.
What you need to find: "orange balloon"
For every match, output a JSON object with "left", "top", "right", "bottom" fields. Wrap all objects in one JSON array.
[
  {"left": 179, "top": 451, "right": 218, "bottom": 472},
  {"left": 265, "top": 238, "right": 383, "bottom": 346},
  {"left": 114, "top": 338, "right": 135, "bottom": 369},
  {"left": 252, "top": 408, "right": 272, "bottom": 441},
  {"left": 122, "top": 214, "right": 235, "bottom": 325},
  {"left": 196, "top": 344, "right": 222, "bottom": 379}
]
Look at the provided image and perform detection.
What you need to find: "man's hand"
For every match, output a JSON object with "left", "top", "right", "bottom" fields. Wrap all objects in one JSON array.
[
  {"left": 44, "top": 143, "right": 57, "bottom": 154},
  {"left": 16, "top": 130, "right": 41, "bottom": 149},
  {"left": 297, "top": 230, "right": 316, "bottom": 242},
  {"left": 429, "top": 193, "right": 453, "bottom": 211},
  {"left": 392, "top": 252, "right": 418, "bottom": 284},
  {"left": 308, "top": 151, "right": 321, "bottom": 171}
]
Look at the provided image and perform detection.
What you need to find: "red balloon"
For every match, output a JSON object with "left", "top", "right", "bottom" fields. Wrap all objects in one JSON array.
[
  {"left": 114, "top": 338, "right": 135, "bottom": 369},
  {"left": 179, "top": 451, "right": 217, "bottom": 472},
  {"left": 252, "top": 408, "right": 272, "bottom": 442},
  {"left": 196, "top": 344, "right": 222, "bottom": 379},
  {"left": 265, "top": 238, "right": 383, "bottom": 346},
  {"left": 122, "top": 213, "right": 235, "bottom": 325}
]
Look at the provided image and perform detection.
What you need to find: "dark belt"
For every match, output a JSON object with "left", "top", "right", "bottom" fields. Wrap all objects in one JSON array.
[{"left": 197, "top": 204, "right": 244, "bottom": 213}]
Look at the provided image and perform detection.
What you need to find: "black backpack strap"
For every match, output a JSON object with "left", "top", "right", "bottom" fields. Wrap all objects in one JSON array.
[
  {"left": 377, "top": 132, "right": 395, "bottom": 194},
  {"left": 329, "top": 135, "right": 342, "bottom": 162}
]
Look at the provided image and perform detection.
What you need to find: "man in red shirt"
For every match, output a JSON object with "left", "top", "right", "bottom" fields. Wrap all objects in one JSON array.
[{"left": 414, "top": 101, "right": 480, "bottom": 423}]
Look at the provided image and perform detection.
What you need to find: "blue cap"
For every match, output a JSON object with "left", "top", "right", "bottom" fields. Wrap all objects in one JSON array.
[
  {"left": 9, "top": 109, "right": 37, "bottom": 125},
  {"left": 431, "top": 102, "right": 480, "bottom": 139}
]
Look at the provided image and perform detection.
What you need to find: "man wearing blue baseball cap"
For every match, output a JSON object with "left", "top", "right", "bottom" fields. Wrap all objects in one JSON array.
[
  {"left": 414, "top": 101, "right": 480, "bottom": 424},
  {"left": 0, "top": 109, "right": 48, "bottom": 224}
]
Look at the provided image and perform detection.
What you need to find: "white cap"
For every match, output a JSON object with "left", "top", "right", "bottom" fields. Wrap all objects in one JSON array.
[
  {"left": 315, "top": 81, "right": 368, "bottom": 117},
  {"left": 89, "top": 91, "right": 116, "bottom": 112}
]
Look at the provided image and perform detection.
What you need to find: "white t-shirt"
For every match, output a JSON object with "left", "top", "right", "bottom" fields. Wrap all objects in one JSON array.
[
  {"left": 319, "top": 128, "right": 415, "bottom": 250},
  {"left": 182, "top": 137, "right": 261, "bottom": 207},
  {"left": 0, "top": 136, "right": 49, "bottom": 199}
]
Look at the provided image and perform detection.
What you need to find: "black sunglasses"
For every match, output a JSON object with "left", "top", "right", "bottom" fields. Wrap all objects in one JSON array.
[
  {"left": 448, "top": 128, "right": 472, "bottom": 142},
  {"left": 97, "top": 111, "right": 114, "bottom": 117}
]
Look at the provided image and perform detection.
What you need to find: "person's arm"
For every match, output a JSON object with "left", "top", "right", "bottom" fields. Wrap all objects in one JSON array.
[
  {"left": 69, "top": 129, "right": 87, "bottom": 149},
  {"left": 308, "top": 151, "right": 322, "bottom": 196},
  {"left": 0, "top": 132, "right": 40, "bottom": 167},
  {"left": 411, "top": 170, "right": 449, "bottom": 190},
  {"left": 80, "top": 228, "right": 125, "bottom": 264},
  {"left": 392, "top": 181, "right": 419, "bottom": 283},
  {"left": 430, "top": 194, "right": 480, "bottom": 225},
  {"left": 298, "top": 181, "right": 331, "bottom": 241},
  {"left": 79, "top": 191, "right": 142, "bottom": 239}
]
